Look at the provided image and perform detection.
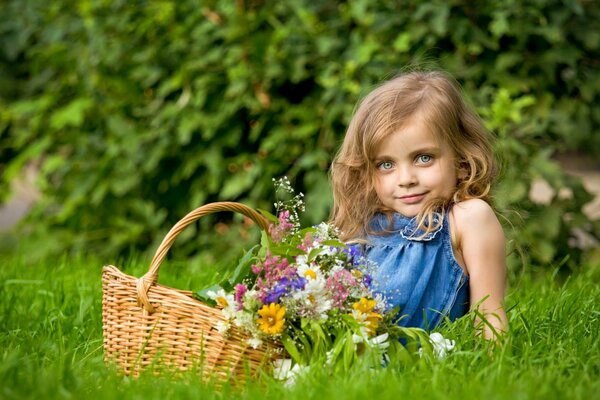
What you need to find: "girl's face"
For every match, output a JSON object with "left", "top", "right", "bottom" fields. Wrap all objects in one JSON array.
[{"left": 372, "top": 116, "right": 458, "bottom": 217}]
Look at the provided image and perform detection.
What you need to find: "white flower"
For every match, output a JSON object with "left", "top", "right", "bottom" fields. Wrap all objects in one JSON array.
[
  {"left": 315, "top": 222, "right": 333, "bottom": 240},
  {"left": 297, "top": 262, "right": 322, "bottom": 281},
  {"left": 369, "top": 333, "right": 390, "bottom": 350},
  {"left": 292, "top": 276, "right": 332, "bottom": 320},
  {"left": 419, "top": 332, "right": 456, "bottom": 359},
  {"left": 373, "top": 293, "right": 389, "bottom": 313},
  {"left": 430, "top": 332, "right": 455, "bottom": 358},
  {"left": 246, "top": 336, "right": 263, "bottom": 349},
  {"left": 295, "top": 254, "right": 309, "bottom": 269},
  {"left": 232, "top": 310, "right": 256, "bottom": 331},
  {"left": 272, "top": 359, "right": 308, "bottom": 386},
  {"left": 207, "top": 289, "right": 236, "bottom": 319},
  {"left": 314, "top": 222, "right": 341, "bottom": 241},
  {"left": 214, "top": 320, "right": 230, "bottom": 335},
  {"left": 352, "top": 332, "right": 390, "bottom": 351}
]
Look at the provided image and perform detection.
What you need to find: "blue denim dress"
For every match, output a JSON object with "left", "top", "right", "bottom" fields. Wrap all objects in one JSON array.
[{"left": 361, "top": 212, "right": 469, "bottom": 331}]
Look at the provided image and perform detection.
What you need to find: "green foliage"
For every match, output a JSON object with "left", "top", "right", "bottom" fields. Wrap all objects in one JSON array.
[{"left": 0, "top": 0, "right": 599, "bottom": 269}]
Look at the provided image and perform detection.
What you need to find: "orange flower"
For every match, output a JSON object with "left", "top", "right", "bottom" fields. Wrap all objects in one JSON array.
[{"left": 257, "top": 303, "right": 286, "bottom": 335}]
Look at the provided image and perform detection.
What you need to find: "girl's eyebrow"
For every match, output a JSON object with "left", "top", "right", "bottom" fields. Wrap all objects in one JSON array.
[
  {"left": 375, "top": 146, "right": 441, "bottom": 160},
  {"left": 408, "top": 146, "right": 440, "bottom": 157}
]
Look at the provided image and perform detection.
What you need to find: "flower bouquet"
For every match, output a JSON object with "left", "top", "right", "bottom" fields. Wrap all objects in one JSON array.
[{"left": 194, "top": 178, "right": 450, "bottom": 382}]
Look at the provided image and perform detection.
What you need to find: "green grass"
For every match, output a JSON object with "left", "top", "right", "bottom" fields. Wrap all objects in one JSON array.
[{"left": 1, "top": 250, "right": 599, "bottom": 399}]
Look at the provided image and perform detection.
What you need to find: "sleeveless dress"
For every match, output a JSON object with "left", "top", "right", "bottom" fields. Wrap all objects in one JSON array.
[{"left": 360, "top": 211, "right": 469, "bottom": 331}]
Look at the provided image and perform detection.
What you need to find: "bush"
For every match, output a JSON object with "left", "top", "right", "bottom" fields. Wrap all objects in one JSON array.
[{"left": 0, "top": 0, "right": 598, "bottom": 269}]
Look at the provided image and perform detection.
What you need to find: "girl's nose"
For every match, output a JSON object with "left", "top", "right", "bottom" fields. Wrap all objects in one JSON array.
[{"left": 396, "top": 165, "right": 417, "bottom": 187}]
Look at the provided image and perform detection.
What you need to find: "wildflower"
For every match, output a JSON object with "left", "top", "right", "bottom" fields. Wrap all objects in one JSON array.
[
  {"left": 352, "top": 297, "right": 383, "bottom": 335},
  {"left": 257, "top": 303, "right": 286, "bottom": 335},
  {"left": 341, "top": 244, "right": 361, "bottom": 265},
  {"left": 293, "top": 276, "right": 331, "bottom": 320},
  {"left": 297, "top": 263, "right": 321, "bottom": 281},
  {"left": 234, "top": 284, "right": 248, "bottom": 310},
  {"left": 325, "top": 268, "right": 357, "bottom": 308},
  {"left": 247, "top": 336, "right": 263, "bottom": 349},
  {"left": 353, "top": 297, "right": 377, "bottom": 314},
  {"left": 272, "top": 359, "right": 308, "bottom": 386},
  {"left": 215, "top": 320, "right": 230, "bottom": 335},
  {"left": 270, "top": 210, "right": 296, "bottom": 242},
  {"left": 429, "top": 332, "right": 456, "bottom": 358},
  {"left": 352, "top": 332, "right": 390, "bottom": 352},
  {"left": 207, "top": 289, "right": 236, "bottom": 318},
  {"left": 264, "top": 277, "right": 306, "bottom": 304}
]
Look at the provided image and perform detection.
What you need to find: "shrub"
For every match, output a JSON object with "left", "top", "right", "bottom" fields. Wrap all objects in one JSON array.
[{"left": 0, "top": 0, "right": 598, "bottom": 269}]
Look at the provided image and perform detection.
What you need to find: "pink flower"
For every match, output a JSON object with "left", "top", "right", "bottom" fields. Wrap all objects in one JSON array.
[
  {"left": 234, "top": 284, "right": 248, "bottom": 310},
  {"left": 325, "top": 269, "right": 357, "bottom": 308},
  {"left": 269, "top": 211, "right": 295, "bottom": 242},
  {"left": 297, "top": 232, "right": 315, "bottom": 252}
]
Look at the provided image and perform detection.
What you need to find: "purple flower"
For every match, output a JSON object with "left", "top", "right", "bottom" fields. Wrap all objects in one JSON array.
[
  {"left": 362, "top": 273, "right": 373, "bottom": 288},
  {"left": 344, "top": 245, "right": 361, "bottom": 266},
  {"left": 264, "top": 277, "right": 306, "bottom": 304}
]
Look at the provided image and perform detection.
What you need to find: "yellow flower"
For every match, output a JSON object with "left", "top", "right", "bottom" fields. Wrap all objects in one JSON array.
[
  {"left": 303, "top": 269, "right": 317, "bottom": 280},
  {"left": 353, "top": 297, "right": 377, "bottom": 314},
  {"left": 363, "top": 311, "right": 383, "bottom": 335},
  {"left": 352, "top": 298, "right": 382, "bottom": 336},
  {"left": 257, "top": 303, "right": 286, "bottom": 335},
  {"left": 216, "top": 296, "right": 229, "bottom": 307}
]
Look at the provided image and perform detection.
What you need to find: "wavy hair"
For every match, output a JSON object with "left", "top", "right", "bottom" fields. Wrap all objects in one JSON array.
[{"left": 329, "top": 70, "right": 497, "bottom": 240}]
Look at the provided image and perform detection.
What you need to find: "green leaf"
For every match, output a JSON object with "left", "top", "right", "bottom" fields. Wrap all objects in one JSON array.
[
  {"left": 49, "top": 98, "right": 93, "bottom": 129},
  {"left": 342, "top": 332, "right": 356, "bottom": 370},
  {"left": 192, "top": 284, "right": 222, "bottom": 306},
  {"left": 320, "top": 239, "right": 346, "bottom": 248},
  {"left": 269, "top": 244, "right": 305, "bottom": 257},
  {"left": 257, "top": 209, "right": 278, "bottom": 224},
  {"left": 308, "top": 247, "right": 325, "bottom": 261},
  {"left": 280, "top": 334, "right": 303, "bottom": 364},
  {"left": 228, "top": 245, "right": 259, "bottom": 286},
  {"left": 393, "top": 32, "right": 411, "bottom": 52}
]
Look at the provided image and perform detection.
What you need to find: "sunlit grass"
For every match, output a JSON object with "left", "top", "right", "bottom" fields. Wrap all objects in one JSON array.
[{"left": 1, "top": 250, "right": 599, "bottom": 399}]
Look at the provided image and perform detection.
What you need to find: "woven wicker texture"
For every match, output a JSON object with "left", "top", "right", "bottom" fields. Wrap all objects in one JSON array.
[{"left": 102, "top": 202, "right": 283, "bottom": 381}]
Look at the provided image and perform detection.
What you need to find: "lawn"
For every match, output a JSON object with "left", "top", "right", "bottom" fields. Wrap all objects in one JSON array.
[{"left": 1, "top": 249, "right": 599, "bottom": 399}]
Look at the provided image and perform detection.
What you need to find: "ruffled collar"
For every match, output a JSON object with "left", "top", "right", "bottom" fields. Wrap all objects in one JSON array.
[{"left": 369, "top": 212, "right": 444, "bottom": 242}]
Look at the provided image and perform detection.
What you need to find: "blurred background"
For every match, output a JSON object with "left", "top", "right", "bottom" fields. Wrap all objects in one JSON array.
[{"left": 0, "top": 0, "right": 598, "bottom": 273}]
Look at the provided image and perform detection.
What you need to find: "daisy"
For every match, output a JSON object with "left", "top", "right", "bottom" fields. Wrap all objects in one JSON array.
[{"left": 207, "top": 288, "right": 236, "bottom": 319}]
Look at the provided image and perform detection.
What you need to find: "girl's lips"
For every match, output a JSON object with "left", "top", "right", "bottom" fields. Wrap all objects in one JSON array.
[{"left": 397, "top": 193, "right": 426, "bottom": 204}]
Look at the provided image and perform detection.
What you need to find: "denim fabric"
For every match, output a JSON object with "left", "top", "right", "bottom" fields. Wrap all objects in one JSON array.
[{"left": 362, "top": 212, "right": 469, "bottom": 331}]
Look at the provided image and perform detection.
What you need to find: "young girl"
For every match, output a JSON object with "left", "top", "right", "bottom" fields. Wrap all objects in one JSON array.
[{"left": 330, "top": 70, "right": 508, "bottom": 339}]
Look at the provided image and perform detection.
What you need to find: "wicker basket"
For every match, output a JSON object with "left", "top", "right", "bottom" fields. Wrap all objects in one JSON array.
[{"left": 102, "top": 202, "right": 283, "bottom": 382}]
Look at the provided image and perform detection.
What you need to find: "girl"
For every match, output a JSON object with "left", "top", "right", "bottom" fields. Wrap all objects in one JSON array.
[{"left": 330, "top": 70, "right": 508, "bottom": 339}]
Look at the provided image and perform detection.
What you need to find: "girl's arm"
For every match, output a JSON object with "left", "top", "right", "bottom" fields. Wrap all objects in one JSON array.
[{"left": 452, "top": 199, "right": 509, "bottom": 339}]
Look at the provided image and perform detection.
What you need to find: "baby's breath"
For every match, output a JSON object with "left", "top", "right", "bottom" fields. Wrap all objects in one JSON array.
[{"left": 272, "top": 177, "right": 305, "bottom": 232}]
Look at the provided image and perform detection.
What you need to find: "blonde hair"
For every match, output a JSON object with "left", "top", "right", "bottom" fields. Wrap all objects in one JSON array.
[{"left": 330, "top": 70, "right": 497, "bottom": 240}]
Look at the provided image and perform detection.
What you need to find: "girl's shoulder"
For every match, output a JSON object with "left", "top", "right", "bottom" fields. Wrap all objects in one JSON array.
[
  {"left": 450, "top": 198, "right": 498, "bottom": 226},
  {"left": 449, "top": 198, "right": 504, "bottom": 256}
]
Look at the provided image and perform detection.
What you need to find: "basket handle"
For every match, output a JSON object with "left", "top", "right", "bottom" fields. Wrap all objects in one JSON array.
[{"left": 136, "top": 202, "right": 271, "bottom": 312}]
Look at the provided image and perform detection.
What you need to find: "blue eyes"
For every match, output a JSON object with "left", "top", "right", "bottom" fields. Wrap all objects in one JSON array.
[
  {"left": 376, "top": 155, "right": 433, "bottom": 170},
  {"left": 417, "top": 155, "right": 432, "bottom": 164},
  {"left": 378, "top": 161, "right": 394, "bottom": 170}
]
